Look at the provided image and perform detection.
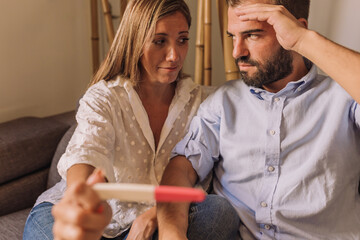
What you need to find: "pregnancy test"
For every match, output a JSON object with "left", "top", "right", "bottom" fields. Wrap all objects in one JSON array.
[{"left": 93, "top": 183, "right": 205, "bottom": 202}]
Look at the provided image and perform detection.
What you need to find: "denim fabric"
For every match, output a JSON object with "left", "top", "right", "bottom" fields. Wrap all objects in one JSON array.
[
  {"left": 23, "top": 195, "right": 239, "bottom": 240},
  {"left": 187, "top": 194, "right": 240, "bottom": 240},
  {"left": 23, "top": 202, "right": 125, "bottom": 240},
  {"left": 108, "top": 195, "right": 240, "bottom": 240},
  {"left": 23, "top": 202, "right": 54, "bottom": 240}
]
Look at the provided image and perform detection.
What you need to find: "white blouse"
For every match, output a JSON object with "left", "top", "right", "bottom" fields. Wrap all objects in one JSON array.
[{"left": 37, "top": 76, "right": 213, "bottom": 238}]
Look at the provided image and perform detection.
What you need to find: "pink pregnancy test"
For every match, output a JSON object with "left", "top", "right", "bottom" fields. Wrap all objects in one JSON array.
[{"left": 93, "top": 183, "right": 205, "bottom": 202}]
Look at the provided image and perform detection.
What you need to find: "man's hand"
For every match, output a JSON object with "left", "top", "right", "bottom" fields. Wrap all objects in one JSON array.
[
  {"left": 52, "top": 169, "right": 112, "bottom": 240},
  {"left": 235, "top": 3, "right": 309, "bottom": 52},
  {"left": 126, "top": 207, "right": 158, "bottom": 240}
]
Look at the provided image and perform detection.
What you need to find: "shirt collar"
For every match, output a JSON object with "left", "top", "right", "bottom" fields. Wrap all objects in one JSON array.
[{"left": 249, "top": 63, "right": 318, "bottom": 100}]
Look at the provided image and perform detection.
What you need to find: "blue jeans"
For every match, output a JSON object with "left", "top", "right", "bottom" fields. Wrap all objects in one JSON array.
[
  {"left": 23, "top": 195, "right": 239, "bottom": 240},
  {"left": 23, "top": 202, "right": 125, "bottom": 240},
  {"left": 23, "top": 202, "right": 54, "bottom": 240},
  {"left": 187, "top": 194, "right": 240, "bottom": 240}
]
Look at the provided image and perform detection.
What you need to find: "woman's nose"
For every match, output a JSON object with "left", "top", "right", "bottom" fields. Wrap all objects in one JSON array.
[{"left": 166, "top": 46, "right": 180, "bottom": 62}]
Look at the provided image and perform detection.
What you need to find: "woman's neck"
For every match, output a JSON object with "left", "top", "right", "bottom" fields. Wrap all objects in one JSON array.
[
  {"left": 135, "top": 81, "right": 176, "bottom": 105},
  {"left": 135, "top": 81, "right": 177, "bottom": 149}
]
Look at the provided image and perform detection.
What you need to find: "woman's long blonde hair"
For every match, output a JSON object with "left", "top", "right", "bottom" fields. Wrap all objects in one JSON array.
[{"left": 89, "top": 0, "right": 191, "bottom": 87}]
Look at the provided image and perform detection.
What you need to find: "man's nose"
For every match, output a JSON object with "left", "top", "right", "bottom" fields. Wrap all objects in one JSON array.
[{"left": 232, "top": 38, "right": 249, "bottom": 60}]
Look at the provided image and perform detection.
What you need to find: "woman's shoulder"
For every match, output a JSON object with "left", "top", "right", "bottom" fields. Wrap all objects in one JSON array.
[{"left": 84, "top": 76, "right": 129, "bottom": 100}]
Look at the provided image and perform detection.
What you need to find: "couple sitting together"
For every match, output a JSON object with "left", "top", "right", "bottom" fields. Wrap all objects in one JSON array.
[{"left": 24, "top": 0, "right": 360, "bottom": 239}]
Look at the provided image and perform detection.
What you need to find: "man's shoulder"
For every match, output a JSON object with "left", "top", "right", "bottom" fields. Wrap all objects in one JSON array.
[{"left": 211, "top": 79, "right": 248, "bottom": 100}]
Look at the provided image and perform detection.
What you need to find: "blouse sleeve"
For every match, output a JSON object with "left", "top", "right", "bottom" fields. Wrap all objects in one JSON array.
[{"left": 57, "top": 83, "right": 117, "bottom": 182}]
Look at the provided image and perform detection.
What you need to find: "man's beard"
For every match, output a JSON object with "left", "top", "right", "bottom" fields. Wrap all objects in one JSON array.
[{"left": 236, "top": 47, "right": 293, "bottom": 88}]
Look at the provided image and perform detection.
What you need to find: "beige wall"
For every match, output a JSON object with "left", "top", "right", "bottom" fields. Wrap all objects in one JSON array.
[
  {"left": 1, "top": 0, "right": 360, "bottom": 123},
  {"left": 0, "top": 1, "right": 92, "bottom": 123}
]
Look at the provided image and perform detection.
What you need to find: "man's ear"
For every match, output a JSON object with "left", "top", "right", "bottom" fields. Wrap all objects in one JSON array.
[{"left": 298, "top": 18, "right": 308, "bottom": 29}]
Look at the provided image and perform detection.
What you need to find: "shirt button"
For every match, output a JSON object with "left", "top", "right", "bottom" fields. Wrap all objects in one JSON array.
[
  {"left": 268, "top": 166, "right": 275, "bottom": 172},
  {"left": 261, "top": 202, "right": 268, "bottom": 207},
  {"left": 264, "top": 224, "right": 271, "bottom": 230},
  {"left": 274, "top": 97, "right": 280, "bottom": 102},
  {"left": 269, "top": 130, "right": 276, "bottom": 135}
]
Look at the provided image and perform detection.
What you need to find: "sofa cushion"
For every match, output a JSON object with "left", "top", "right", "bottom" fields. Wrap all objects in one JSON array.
[
  {"left": 0, "top": 116, "right": 70, "bottom": 185},
  {"left": 47, "top": 124, "right": 77, "bottom": 188},
  {"left": 0, "top": 208, "right": 31, "bottom": 240},
  {"left": 0, "top": 168, "right": 48, "bottom": 216}
]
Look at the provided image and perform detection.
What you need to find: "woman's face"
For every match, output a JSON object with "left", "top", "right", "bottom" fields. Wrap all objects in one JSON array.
[{"left": 140, "top": 11, "right": 189, "bottom": 85}]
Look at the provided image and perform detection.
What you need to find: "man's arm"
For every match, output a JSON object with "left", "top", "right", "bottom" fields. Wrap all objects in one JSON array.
[
  {"left": 157, "top": 155, "right": 199, "bottom": 240},
  {"left": 236, "top": 4, "right": 360, "bottom": 103},
  {"left": 297, "top": 30, "right": 360, "bottom": 103}
]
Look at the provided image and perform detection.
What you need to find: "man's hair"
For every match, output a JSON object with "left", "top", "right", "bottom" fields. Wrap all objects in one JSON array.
[{"left": 226, "top": 0, "right": 310, "bottom": 20}]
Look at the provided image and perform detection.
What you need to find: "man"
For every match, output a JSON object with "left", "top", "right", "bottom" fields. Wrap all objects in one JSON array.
[{"left": 157, "top": 0, "right": 360, "bottom": 239}]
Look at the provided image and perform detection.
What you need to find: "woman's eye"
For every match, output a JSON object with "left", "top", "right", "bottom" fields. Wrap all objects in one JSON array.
[
  {"left": 153, "top": 39, "right": 165, "bottom": 45},
  {"left": 179, "top": 37, "right": 189, "bottom": 44}
]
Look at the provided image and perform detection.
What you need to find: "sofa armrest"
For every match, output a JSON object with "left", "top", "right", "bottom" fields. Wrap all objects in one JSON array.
[
  {"left": 0, "top": 115, "right": 72, "bottom": 215},
  {"left": 0, "top": 169, "right": 48, "bottom": 216}
]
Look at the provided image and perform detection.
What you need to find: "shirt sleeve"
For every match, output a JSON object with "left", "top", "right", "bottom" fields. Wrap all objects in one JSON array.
[
  {"left": 350, "top": 101, "right": 360, "bottom": 129},
  {"left": 57, "top": 83, "right": 117, "bottom": 182},
  {"left": 171, "top": 94, "right": 221, "bottom": 182}
]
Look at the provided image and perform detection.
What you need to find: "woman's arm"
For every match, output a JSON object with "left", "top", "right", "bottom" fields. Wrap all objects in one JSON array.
[{"left": 66, "top": 163, "right": 96, "bottom": 186}]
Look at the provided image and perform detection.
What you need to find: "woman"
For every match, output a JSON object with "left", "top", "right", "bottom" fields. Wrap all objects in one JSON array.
[{"left": 23, "top": 0, "right": 213, "bottom": 239}]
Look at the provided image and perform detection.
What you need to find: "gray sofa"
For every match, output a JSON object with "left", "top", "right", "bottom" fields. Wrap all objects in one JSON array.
[{"left": 0, "top": 111, "right": 76, "bottom": 240}]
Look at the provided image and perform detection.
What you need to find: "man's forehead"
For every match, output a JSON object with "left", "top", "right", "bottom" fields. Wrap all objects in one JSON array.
[
  {"left": 236, "top": 0, "right": 274, "bottom": 6},
  {"left": 227, "top": 5, "right": 268, "bottom": 33}
]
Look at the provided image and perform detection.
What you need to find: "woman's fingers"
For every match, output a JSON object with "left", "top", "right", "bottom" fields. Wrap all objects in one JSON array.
[
  {"left": 53, "top": 217, "right": 104, "bottom": 240},
  {"left": 86, "top": 168, "right": 107, "bottom": 185},
  {"left": 52, "top": 200, "right": 109, "bottom": 230}
]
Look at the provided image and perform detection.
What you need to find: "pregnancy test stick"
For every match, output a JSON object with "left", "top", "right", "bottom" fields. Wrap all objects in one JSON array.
[{"left": 93, "top": 183, "right": 205, "bottom": 202}]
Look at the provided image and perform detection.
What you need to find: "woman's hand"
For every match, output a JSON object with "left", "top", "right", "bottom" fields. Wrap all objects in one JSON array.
[
  {"left": 127, "top": 207, "right": 158, "bottom": 240},
  {"left": 52, "top": 169, "right": 112, "bottom": 240}
]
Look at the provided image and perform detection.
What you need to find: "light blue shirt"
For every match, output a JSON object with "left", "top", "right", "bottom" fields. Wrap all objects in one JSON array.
[{"left": 173, "top": 65, "right": 360, "bottom": 240}]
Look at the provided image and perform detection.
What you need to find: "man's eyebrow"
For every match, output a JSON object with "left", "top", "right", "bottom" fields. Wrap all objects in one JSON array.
[
  {"left": 241, "top": 29, "right": 264, "bottom": 35},
  {"left": 226, "top": 31, "right": 234, "bottom": 36},
  {"left": 227, "top": 29, "right": 265, "bottom": 36}
]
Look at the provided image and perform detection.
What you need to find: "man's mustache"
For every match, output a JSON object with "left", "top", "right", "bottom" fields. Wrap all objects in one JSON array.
[{"left": 235, "top": 57, "right": 259, "bottom": 67}]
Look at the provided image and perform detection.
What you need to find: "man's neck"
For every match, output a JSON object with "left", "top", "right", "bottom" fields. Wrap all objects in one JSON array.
[{"left": 262, "top": 54, "right": 309, "bottom": 93}]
